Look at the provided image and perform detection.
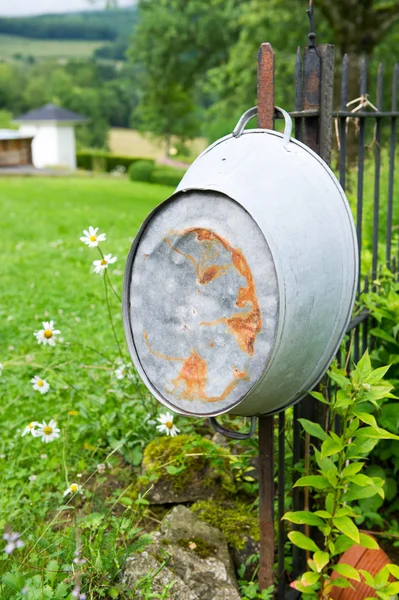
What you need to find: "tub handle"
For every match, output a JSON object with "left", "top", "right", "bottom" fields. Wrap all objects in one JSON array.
[
  {"left": 232, "top": 105, "right": 292, "bottom": 147},
  {"left": 209, "top": 416, "right": 257, "bottom": 440}
]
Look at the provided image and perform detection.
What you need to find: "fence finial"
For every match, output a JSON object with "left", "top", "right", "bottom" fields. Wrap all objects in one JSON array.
[{"left": 307, "top": 0, "right": 316, "bottom": 49}]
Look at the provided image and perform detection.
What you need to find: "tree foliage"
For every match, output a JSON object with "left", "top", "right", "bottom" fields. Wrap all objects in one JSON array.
[{"left": 129, "top": 0, "right": 241, "bottom": 149}]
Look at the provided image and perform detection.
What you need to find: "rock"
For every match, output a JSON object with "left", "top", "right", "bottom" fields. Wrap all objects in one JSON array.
[
  {"left": 123, "top": 552, "right": 199, "bottom": 600},
  {"left": 141, "top": 434, "right": 235, "bottom": 505},
  {"left": 230, "top": 535, "right": 261, "bottom": 580},
  {"left": 123, "top": 505, "right": 241, "bottom": 600}
]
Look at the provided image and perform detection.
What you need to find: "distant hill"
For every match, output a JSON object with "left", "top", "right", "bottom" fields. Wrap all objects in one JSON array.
[{"left": 0, "top": 8, "right": 138, "bottom": 41}]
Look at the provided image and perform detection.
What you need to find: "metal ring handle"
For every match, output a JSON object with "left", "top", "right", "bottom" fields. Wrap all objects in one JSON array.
[
  {"left": 232, "top": 105, "right": 292, "bottom": 147},
  {"left": 209, "top": 416, "right": 257, "bottom": 440}
]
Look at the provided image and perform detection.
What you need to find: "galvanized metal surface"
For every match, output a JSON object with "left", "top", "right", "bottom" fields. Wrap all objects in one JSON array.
[
  {"left": 124, "top": 112, "right": 358, "bottom": 418},
  {"left": 126, "top": 191, "right": 278, "bottom": 417}
]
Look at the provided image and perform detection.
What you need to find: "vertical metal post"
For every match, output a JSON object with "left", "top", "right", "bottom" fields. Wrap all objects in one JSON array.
[{"left": 257, "top": 41, "right": 276, "bottom": 593}]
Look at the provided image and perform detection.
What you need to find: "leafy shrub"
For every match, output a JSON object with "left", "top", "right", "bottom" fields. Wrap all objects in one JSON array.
[
  {"left": 150, "top": 165, "right": 186, "bottom": 187},
  {"left": 76, "top": 150, "right": 145, "bottom": 173},
  {"left": 128, "top": 159, "right": 155, "bottom": 182}
]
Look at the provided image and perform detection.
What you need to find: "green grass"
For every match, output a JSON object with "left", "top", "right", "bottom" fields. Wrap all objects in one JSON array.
[
  {"left": 0, "top": 34, "right": 105, "bottom": 59},
  {"left": 0, "top": 175, "right": 185, "bottom": 598}
]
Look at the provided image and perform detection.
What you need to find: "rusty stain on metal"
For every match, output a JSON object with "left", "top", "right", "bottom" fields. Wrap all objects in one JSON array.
[
  {"left": 257, "top": 43, "right": 275, "bottom": 129},
  {"left": 257, "top": 41, "right": 276, "bottom": 593},
  {"left": 143, "top": 332, "right": 248, "bottom": 403},
  {"left": 166, "top": 227, "right": 262, "bottom": 356},
  {"left": 140, "top": 226, "right": 261, "bottom": 403}
]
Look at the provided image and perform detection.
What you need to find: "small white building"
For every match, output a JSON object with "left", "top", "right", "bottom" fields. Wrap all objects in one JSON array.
[{"left": 14, "top": 104, "right": 88, "bottom": 171}]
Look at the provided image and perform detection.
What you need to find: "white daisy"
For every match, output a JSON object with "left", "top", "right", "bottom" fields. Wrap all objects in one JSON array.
[
  {"left": 3, "top": 532, "right": 24, "bottom": 555},
  {"left": 93, "top": 253, "right": 117, "bottom": 274},
  {"left": 34, "top": 419, "right": 60, "bottom": 443},
  {"left": 80, "top": 226, "right": 106, "bottom": 248},
  {"left": 31, "top": 375, "right": 50, "bottom": 394},
  {"left": 34, "top": 321, "right": 61, "bottom": 347},
  {"left": 114, "top": 365, "right": 125, "bottom": 380},
  {"left": 21, "top": 421, "right": 39, "bottom": 437},
  {"left": 97, "top": 463, "right": 106, "bottom": 473},
  {"left": 28, "top": 475, "right": 36, "bottom": 482},
  {"left": 63, "top": 483, "right": 83, "bottom": 497},
  {"left": 156, "top": 412, "right": 180, "bottom": 437}
]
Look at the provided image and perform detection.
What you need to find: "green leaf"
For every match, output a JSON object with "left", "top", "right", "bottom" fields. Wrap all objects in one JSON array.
[
  {"left": 282, "top": 512, "right": 324, "bottom": 526},
  {"left": 332, "top": 563, "right": 360, "bottom": 581},
  {"left": 347, "top": 474, "right": 376, "bottom": 487},
  {"left": 302, "top": 572, "right": 320, "bottom": 586},
  {"left": 359, "top": 533, "right": 379, "bottom": 549},
  {"left": 325, "top": 493, "right": 334, "bottom": 514},
  {"left": 365, "top": 365, "right": 391, "bottom": 383},
  {"left": 321, "top": 437, "right": 343, "bottom": 458},
  {"left": 374, "top": 566, "right": 390, "bottom": 588},
  {"left": 342, "top": 462, "right": 365, "bottom": 477},
  {"left": 309, "top": 391, "right": 330, "bottom": 404},
  {"left": 359, "top": 570, "right": 376, "bottom": 588},
  {"left": 45, "top": 560, "right": 59, "bottom": 586},
  {"left": 328, "top": 369, "right": 350, "bottom": 390},
  {"left": 331, "top": 577, "right": 354, "bottom": 589},
  {"left": 298, "top": 419, "right": 328, "bottom": 440},
  {"left": 294, "top": 475, "right": 330, "bottom": 489},
  {"left": 354, "top": 350, "right": 372, "bottom": 381},
  {"left": 355, "top": 426, "right": 399, "bottom": 441},
  {"left": 109, "top": 588, "right": 119, "bottom": 599},
  {"left": 332, "top": 517, "right": 360, "bottom": 543},
  {"left": 383, "top": 582, "right": 399, "bottom": 595},
  {"left": 314, "top": 510, "right": 332, "bottom": 519},
  {"left": 288, "top": 531, "right": 320, "bottom": 552},
  {"left": 331, "top": 535, "right": 355, "bottom": 556},
  {"left": 313, "top": 551, "right": 329, "bottom": 572},
  {"left": 347, "top": 437, "right": 379, "bottom": 458},
  {"left": 353, "top": 411, "right": 379, "bottom": 429},
  {"left": 386, "top": 564, "right": 399, "bottom": 579}
]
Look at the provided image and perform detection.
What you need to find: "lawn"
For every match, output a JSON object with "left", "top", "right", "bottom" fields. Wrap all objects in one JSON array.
[
  {"left": 0, "top": 35, "right": 105, "bottom": 60},
  {"left": 0, "top": 175, "right": 182, "bottom": 598}
]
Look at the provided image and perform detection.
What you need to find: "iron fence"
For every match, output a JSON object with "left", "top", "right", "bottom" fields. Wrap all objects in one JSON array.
[{"left": 264, "top": 6, "right": 398, "bottom": 597}]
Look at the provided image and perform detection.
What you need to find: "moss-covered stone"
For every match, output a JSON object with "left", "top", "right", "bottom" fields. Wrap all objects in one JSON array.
[
  {"left": 139, "top": 434, "right": 236, "bottom": 503},
  {"left": 191, "top": 500, "right": 259, "bottom": 551},
  {"left": 176, "top": 536, "right": 217, "bottom": 559}
]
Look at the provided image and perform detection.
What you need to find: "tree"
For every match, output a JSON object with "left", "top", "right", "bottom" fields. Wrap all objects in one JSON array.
[
  {"left": 316, "top": 0, "right": 399, "bottom": 58},
  {"left": 129, "top": 0, "right": 241, "bottom": 153}
]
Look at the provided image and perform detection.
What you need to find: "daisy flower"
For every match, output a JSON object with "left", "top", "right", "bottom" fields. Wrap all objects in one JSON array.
[
  {"left": 114, "top": 365, "right": 125, "bottom": 380},
  {"left": 63, "top": 483, "right": 83, "bottom": 497},
  {"left": 34, "top": 419, "right": 60, "bottom": 443},
  {"left": 3, "top": 532, "right": 24, "bottom": 555},
  {"left": 31, "top": 375, "right": 50, "bottom": 394},
  {"left": 34, "top": 321, "right": 61, "bottom": 347},
  {"left": 156, "top": 412, "right": 180, "bottom": 437},
  {"left": 80, "top": 226, "right": 106, "bottom": 248},
  {"left": 21, "top": 421, "right": 39, "bottom": 437},
  {"left": 93, "top": 253, "right": 117, "bottom": 275},
  {"left": 97, "top": 463, "right": 106, "bottom": 474}
]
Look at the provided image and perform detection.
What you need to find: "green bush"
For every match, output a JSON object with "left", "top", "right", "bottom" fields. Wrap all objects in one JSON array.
[
  {"left": 151, "top": 165, "right": 186, "bottom": 187},
  {"left": 76, "top": 150, "right": 145, "bottom": 173},
  {"left": 128, "top": 159, "right": 155, "bottom": 182}
]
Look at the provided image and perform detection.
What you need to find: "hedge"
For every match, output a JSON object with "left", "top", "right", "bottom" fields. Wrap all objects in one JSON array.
[
  {"left": 76, "top": 150, "right": 146, "bottom": 173},
  {"left": 77, "top": 150, "right": 187, "bottom": 187}
]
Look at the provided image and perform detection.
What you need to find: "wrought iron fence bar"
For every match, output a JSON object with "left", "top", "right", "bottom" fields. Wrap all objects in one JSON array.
[
  {"left": 278, "top": 412, "right": 286, "bottom": 600},
  {"left": 362, "top": 276, "right": 370, "bottom": 354},
  {"left": 292, "top": 402, "right": 303, "bottom": 578},
  {"left": 294, "top": 47, "right": 303, "bottom": 140},
  {"left": 332, "top": 110, "right": 399, "bottom": 117},
  {"left": 372, "top": 64, "right": 383, "bottom": 285},
  {"left": 339, "top": 54, "right": 349, "bottom": 190},
  {"left": 386, "top": 63, "right": 398, "bottom": 268},
  {"left": 355, "top": 58, "right": 368, "bottom": 292}
]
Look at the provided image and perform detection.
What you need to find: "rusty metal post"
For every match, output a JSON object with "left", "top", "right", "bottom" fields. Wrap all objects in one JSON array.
[{"left": 257, "top": 42, "right": 276, "bottom": 593}]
